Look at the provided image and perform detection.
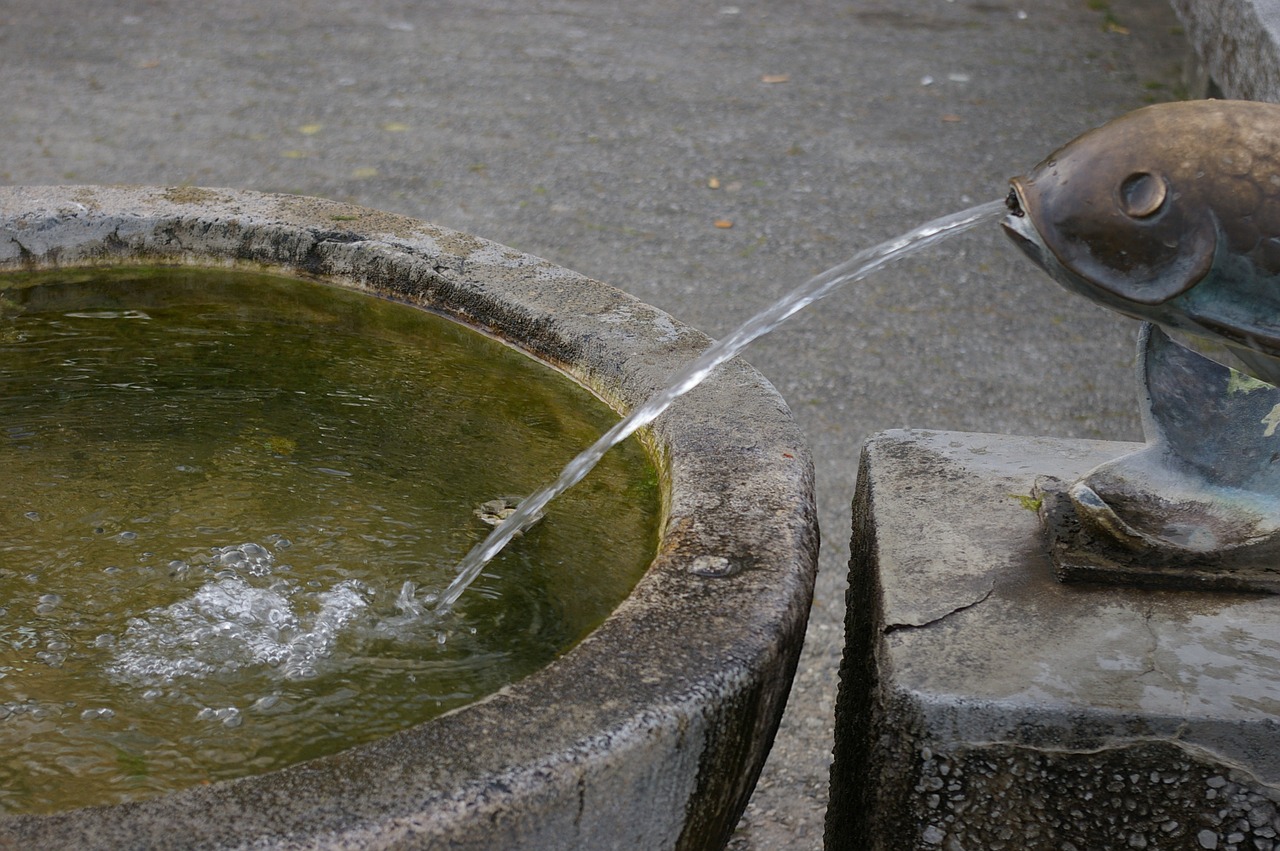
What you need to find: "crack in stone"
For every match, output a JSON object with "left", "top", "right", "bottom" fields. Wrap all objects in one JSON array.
[
  {"left": 1138, "top": 606, "right": 1186, "bottom": 711},
  {"left": 10, "top": 235, "right": 33, "bottom": 263},
  {"left": 1139, "top": 607, "right": 1160, "bottom": 676},
  {"left": 883, "top": 582, "right": 996, "bottom": 634}
]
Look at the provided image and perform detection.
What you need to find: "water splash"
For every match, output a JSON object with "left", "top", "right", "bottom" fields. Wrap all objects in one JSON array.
[
  {"left": 109, "top": 542, "right": 372, "bottom": 684},
  {"left": 434, "top": 199, "right": 1007, "bottom": 612}
]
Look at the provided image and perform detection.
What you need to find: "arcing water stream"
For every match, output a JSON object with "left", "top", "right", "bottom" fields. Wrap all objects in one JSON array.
[
  {"left": 434, "top": 199, "right": 1008, "bottom": 612},
  {"left": 0, "top": 200, "right": 1004, "bottom": 813}
]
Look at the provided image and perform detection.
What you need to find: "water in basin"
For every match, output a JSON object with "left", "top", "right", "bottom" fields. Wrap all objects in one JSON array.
[{"left": 0, "top": 267, "right": 660, "bottom": 814}]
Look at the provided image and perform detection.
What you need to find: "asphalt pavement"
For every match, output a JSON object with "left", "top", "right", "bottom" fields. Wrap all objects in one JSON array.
[{"left": 1, "top": 1, "right": 1194, "bottom": 847}]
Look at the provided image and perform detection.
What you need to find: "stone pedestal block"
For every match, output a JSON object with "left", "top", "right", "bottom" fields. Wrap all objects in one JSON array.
[{"left": 827, "top": 430, "right": 1280, "bottom": 851}]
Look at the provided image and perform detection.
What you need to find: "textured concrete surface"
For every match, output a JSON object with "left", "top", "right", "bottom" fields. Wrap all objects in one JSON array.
[
  {"left": 1170, "top": 0, "right": 1280, "bottom": 100},
  {"left": 0, "top": 186, "right": 817, "bottom": 849},
  {"left": 829, "top": 430, "right": 1280, "bottom": 851},
  {"left": 0, "top": 2, "right": 1195, "bottom": 847}
]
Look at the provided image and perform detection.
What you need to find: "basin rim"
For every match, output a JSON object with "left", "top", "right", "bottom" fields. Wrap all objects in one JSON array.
[{"left": 0, "top": 186, "right": 818, "bottom": 850}]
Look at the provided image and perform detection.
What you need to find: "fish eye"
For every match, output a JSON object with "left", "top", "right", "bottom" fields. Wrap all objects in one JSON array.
[{"left": 1118, "top": 171, "right": 1167, "bottom": 219}]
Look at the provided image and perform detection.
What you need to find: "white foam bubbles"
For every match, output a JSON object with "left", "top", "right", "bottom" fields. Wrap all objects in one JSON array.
[{"left": 108, "top": 542, "right": 371, "bottom": 685}]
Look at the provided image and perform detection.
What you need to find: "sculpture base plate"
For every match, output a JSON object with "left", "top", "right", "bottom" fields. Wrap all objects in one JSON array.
[{"left": 1036, "top": 477, "right": 1280, "bottom": 595}]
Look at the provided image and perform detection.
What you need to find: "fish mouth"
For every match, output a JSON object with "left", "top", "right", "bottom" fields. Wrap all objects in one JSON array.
[
  {"left": 1004, "top": 184, "right": 1026, "bottom": 218},
  {"left": 1000, "top": 179, "right": 1049, "bottom": 271}
]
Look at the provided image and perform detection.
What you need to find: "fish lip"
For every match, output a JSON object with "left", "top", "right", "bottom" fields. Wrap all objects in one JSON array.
[
  {"left": 1006, "top": 176, "right": 1032, "bottom": 217},
  {"left": 1004, "top": 182, "right": 1027, "bottom": 218},
  {"left": 1000, "top": 216, "right": 1036, "bottom": 249},
  {"left": 1000, "top": 215, "right": 1048, "bottom": 273},
  {"left": 1000, "top": 180, "right": 1046, "bottom": 266}
]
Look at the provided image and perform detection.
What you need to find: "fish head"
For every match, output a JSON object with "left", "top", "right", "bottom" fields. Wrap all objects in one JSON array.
[{"left": 1003, "top": 101, "right": 1225, "bottom": 320}]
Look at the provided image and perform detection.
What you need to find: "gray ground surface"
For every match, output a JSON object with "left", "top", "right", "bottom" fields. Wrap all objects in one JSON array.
[{"left": 1, "top": 1, "right": 1192, "bottom": 847}]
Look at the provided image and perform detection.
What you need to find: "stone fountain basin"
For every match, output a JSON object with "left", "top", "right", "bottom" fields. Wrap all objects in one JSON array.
[{"left": 0, "top": 186, "right": 818, "bottom": 850}]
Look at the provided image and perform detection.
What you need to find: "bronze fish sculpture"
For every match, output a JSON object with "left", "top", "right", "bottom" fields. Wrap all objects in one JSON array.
[
  {"left": 1004, "top": 99, "right": 1280, "bottom": 384},
  {"left": 1003, "top": 100, "right": 1280, "bottom": 590}
]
